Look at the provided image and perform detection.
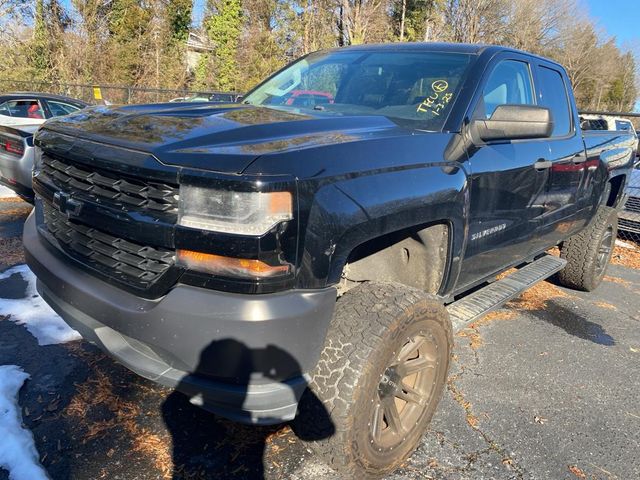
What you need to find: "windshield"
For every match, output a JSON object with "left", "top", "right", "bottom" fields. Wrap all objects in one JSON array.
[{"left": 243, "top": 50, "right": 473, "bottom": 130}]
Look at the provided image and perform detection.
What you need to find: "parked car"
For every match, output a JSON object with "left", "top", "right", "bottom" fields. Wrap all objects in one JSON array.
[
  {"left": 581, "top": 113, "right": 639, "bottom": 153},
  {"left": 169, "top": 93, "right": 238, "bottom": 103},
  {"left": 25, "top": 43, "right": 636, "bottom": 477},
  {"left": 0, "top": 93, "right": 88, "bottom": 127},
  {"left": 619, "top": 164, "right": 640, "bottom": 235},
  {"left": 284, "top": 89, "right": 334, "bottom": 107},
  {"left": 0, "top": 124, "right": 38, "bottom": 202}
]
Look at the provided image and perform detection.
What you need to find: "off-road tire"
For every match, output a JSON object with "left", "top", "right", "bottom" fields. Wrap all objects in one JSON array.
[
  {"left": 295, "top": 282, "right": 452, "bottom": 478},
  {"left": 557, "top": 206, "right": 618, "bottom": 291}
]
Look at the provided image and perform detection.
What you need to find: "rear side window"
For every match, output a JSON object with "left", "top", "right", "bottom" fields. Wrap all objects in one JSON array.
[
  {"left": 475, "top": 60, "right": 535, "bottom": 119},
  {"left": 537, "top": 66, "right": 571, "bottom": 136},
  {"left": 615, "top": 120, "right": 632, "bottom": 132},
  {"left": 46, "top": 100, "right": 82, "bottom": 117}
]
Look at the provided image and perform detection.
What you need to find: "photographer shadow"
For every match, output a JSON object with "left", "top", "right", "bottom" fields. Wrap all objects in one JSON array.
[{"left": 161, "top": 339, "right": 334, "bottom": 479}]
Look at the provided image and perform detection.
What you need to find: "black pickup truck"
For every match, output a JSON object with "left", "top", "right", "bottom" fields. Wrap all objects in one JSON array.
[{"left": 24, "top": 43, "right": 636, "bottom": 477}]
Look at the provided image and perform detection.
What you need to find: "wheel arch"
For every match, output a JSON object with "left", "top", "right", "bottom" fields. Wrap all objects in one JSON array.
[
  {"left": 296, "top": 164, "right": 468, "bottom": 292},
  {"left": 337, "top": 221, "right": 452, "bottom": 296},
  {"left": 604, "top": 173, "right": 627, "bottom": 209}
]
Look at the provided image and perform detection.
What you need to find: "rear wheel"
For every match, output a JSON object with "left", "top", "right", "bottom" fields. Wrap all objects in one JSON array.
[
  {"left": 557, "top": 206, "right": 618, "bottom": 291},
  {"left": 297, "top": 282, "right": 452, "bottom": 478}
]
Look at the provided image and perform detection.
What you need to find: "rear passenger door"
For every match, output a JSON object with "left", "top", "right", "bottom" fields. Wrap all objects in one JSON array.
[
  {"left": 533, "top": 61, "right": 589, "bottom": 246},
  {"left": 458, "top": 55, "right": 551, "bottom": 289}
]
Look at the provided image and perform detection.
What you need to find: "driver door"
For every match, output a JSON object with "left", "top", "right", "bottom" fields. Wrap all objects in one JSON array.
[{"left": 457, "top": 56, "right": 551, "bottom": 289}]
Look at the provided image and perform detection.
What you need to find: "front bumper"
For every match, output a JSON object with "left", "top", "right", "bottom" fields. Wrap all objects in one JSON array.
[{"left": 24, "top": 213, "right": 336, "bottom": 424}]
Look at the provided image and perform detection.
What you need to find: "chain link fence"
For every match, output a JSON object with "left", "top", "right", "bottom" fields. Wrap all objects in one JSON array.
[
  {"left": 0, "top": 79, "right": 240, "bottom": 105},
  {"left": 618, "top": 162, "right": 640, "bottom": 244}
]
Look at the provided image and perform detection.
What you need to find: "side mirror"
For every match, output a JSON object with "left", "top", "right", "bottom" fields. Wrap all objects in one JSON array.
[{"left": 472, "top": 104, "right": 553, "bottom": 142}]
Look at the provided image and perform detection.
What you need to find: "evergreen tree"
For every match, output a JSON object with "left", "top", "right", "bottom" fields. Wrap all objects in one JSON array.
[
  {"left": 31, "top": 0, "right": 49, "bottom": 79},
  {"left": 202, "top": 0, "right": 242, "bottom": 91},
  {"left": 108, "top": 0, "right": 152, "bottom": 85},
  {"left": 167, "top": 0, "right": 193, "bottom": 44}
]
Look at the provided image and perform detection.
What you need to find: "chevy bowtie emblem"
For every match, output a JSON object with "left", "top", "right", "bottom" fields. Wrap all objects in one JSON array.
[{"left": 53, "top": 191, "right": 83, "bottom": 217}]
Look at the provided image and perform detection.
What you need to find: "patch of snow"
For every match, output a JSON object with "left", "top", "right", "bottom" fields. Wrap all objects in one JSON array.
[
  {"left": 615, "top": 239, "right": 637, "bottom": 250},
  {"left": 0, "top": 185, "right": 18, "bottom": 198},
  {"left": 0, "top": 365, "right": 49, "bottom": 480},
  {"left": 0, "top": 265, "right": 81, "bottom": 345}
]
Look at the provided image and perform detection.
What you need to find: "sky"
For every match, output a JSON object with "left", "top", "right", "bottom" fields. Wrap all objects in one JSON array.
[
  {"left": 585, "top": 0, "right": 640, "bottom": 111},
  {"left": 585, "top": 0, "right": 640, "bottom": 48}
]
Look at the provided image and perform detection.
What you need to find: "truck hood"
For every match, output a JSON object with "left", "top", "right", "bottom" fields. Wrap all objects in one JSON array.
[{"left": 40, "top": 103, "right": 406, "bottom": 174}]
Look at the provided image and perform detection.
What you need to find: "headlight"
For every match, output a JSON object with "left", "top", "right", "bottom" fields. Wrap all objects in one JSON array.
[{"left": 178, "top": 185, "right": 293, "bottom": 236}]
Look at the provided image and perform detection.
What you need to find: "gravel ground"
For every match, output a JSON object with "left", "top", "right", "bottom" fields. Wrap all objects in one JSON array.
[{"left": 1, "top": 196, "right": 639, "bottom": 480}]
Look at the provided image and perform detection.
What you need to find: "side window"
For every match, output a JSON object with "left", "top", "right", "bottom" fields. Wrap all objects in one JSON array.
[
  {"left": 475, "top": 60, "right": 534, "bottom": 119},
  {"left": 1, "top": 100, "right": 45, "bottom": 119},
  {"left": 615, "top": 120, "right": 631, "bottom": 132},
  {"left": 537, "top": 66, "right": 571, "bottom": 136},
  {"left": 0, "top": 102, "right": 10, "bottom": 116},
  {"left": 46, "top": 100, "right": 81, "bottom": 117}
]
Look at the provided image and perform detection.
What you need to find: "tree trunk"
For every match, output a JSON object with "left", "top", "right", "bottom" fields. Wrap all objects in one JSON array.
[{"left": 399, "top": 0, "right": 406, "bottom": 41}]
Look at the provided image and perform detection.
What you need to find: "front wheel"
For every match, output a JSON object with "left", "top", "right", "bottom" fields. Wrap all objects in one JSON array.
[
  {"left": 557, "top": 206, "right": 618, "bottom": 291},
  {"left": 296, "top": 282, "right": 452, "bottom": 478}
]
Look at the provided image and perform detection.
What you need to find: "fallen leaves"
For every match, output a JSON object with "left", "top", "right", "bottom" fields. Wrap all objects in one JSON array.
[
  {"left": 509, "top": 279, "right": 573, "bottom": 311},
  {"left": 63, "top": 352, "right": 173, "bottom": 479},
  {"left": 471, "top": 310, "right": 518, "bottom": 328},
  {"left": 456, "top": 330, "right": 483, "bottom": 350},
  {"left": 603, "top": 275, "right": 633, "bottom": 289},
  {"left": 593, "top": 301, "right": 617, "bottom": 310},
  {"left": 610, "top": 242, "right": 640, "bottom": 269},
  {"left": 568, "top": 465, "right": 587, "bottom": 478},
  {"left": 455, "top": 281, "right": 563, "bottom": 351},
  {"left": 533, "top": 415, "right": 547, "bottom": 425},
  {"left": 447, "top": 375, "right": 480, "bottom": 430},
  {"left": 0, "top": 236, "right": 25, "bottom": 269}
]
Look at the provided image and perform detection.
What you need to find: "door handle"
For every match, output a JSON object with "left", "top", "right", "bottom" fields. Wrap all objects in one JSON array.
[
  {"left": 572, "top": 154, "right": 587, "bottom": 164},
  {"left": 534, "top": 159, "right": 552, "bottom": 171}
]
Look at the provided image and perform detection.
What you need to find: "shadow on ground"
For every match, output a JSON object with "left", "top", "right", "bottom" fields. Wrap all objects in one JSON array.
[
  {"left": 528, "top": 299, "right": 615, "bottom": 346},
  {"left": 162, "top": 339, "right": 334, "bottom": 479}
]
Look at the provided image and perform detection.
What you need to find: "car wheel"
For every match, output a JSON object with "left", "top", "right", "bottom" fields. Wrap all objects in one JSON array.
[
  {"left": 557, "top": 206, "right": 618, "bottom": 291},
  {"left": 296, "top": 282, "right": 452, "bottom": 478}
]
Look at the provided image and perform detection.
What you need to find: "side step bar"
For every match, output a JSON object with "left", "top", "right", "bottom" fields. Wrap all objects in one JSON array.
[{"left": 446, "top": 254, "right": 567, "bottom": 332}]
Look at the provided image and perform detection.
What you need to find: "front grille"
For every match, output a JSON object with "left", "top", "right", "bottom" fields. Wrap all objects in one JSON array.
[
  {"left": 624, "top": 196, "right": 640, "bottom": 214},
  {"left": 42, "top": 202, "right": 176, "bottom": 288},
  {"left": 40, "top": 155, "right": 179, "bottom": 214},
  {"left": 619, "top": 218, "right": 640, "bottom": 234}
]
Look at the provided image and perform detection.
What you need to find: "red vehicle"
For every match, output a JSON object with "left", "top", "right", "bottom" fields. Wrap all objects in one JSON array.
[{"left": 285, "top": 90, "right": 334, "bottom": 107}]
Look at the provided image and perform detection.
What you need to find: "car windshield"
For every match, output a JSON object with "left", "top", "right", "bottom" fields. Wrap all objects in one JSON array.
[{"left": 243, "top": 50, "right": 473, "bottom": 130}]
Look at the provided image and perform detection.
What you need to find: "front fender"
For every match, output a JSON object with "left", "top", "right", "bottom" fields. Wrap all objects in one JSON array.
[{"left": 296, "top": 163, "right": 469, "bottom": 290}]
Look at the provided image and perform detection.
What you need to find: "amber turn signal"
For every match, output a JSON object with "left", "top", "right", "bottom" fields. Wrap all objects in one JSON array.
[{"left": 177, "top": 249, "right": 290, "bottom": 278}]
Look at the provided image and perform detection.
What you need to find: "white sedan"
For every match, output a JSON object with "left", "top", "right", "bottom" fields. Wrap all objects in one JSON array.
[{"left": 0, "top": 93, "right": 88, "bottom": 127}]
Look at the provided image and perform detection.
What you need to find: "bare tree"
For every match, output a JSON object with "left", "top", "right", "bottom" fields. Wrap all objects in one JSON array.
[
  {"left": 441, "top": 0, "right": 509, "bottom": 44},
  {"left": 340, "top": 0, "right": 391, "bottom": 45},
  {"left": 504, "top": 0, "right": 578, "bottom": 54}
]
